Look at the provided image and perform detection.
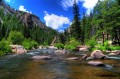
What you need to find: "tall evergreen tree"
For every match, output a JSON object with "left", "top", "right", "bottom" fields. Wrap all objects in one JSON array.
[
  {"left": 81, "top": 13, "right": 86, "bottom": 44},
  {"left": 71, "top": 0, "right": 81, "bottom": 41}
]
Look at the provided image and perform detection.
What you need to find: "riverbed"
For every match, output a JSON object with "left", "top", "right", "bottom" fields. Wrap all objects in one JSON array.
[{"left": 0, "top": 49, "right": 120, "bottom": 79}]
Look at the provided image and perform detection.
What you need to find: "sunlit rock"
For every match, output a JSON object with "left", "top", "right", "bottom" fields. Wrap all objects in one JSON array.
[
  {"left": 108, "top": 53, "right": 117, "bottom": 56},
  {"left": 91, "top": 50, "right": 107, "bottom": 59},
  {"left": 10, "top": 45, "right": 27, "bottom": 54},
  {"left": 76, "top": 45, "right": 89, "bottom": 51},
  {"left": 54, "top": 49, "right": 67, "bottom": 54},
  {"left": 49, "top": 46, "right": 57, "bottom": 49},
  {"left": 88, "top": 61, "right": 104, "bottom": 66},
  {"left": 66, "top": 57, "right": 79, "bottom": 60},
  {"left": 32, "top": 56, "right": 52, "bottom": 60}
]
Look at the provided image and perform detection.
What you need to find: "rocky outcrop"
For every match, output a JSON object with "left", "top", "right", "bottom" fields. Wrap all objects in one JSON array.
[
  {"left": 18, "top": 12, "right": 47, "bottom": 29},
  {"left": 10, "top": 45, "right": 27, "bottom": 54},
  {"left": 0, "top": 1, "right": 47, "bottom": 29}
]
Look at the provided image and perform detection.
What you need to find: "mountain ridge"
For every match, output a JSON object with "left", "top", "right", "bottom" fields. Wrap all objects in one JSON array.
[{"left": 0, "top": 0, "right": 47, "bottom": 29}]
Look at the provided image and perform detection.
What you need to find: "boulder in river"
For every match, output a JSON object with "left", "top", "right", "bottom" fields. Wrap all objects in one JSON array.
[
  {"left": 54, "top": 49, "right": 68, "bottom": 54},
  {"left": 49, "top": 46, "right": 57, "bottom": 49},
  {"left": 86, "top": 57, "right": 94, "bottom": 60},
  {"left": 91, "top": 50, "right": 108, "bottom": 59},
  {"left": 108, "top": 53, "right": 117, "bottom": 56},
  {"left": 10, "top": 45, "right": 27, "bottom": 54},
  {"left": 88, "top": 61, "right": 104, "bottom": 66},
  {"left": 80, "top": 54, "right": 88, "bottom": 60},
  {"left": 114, "top": 50, "right": 120, "bottom": 55},
  {"left": 32, "top": 56, "right": 52, "bottom": 60},
  {"left": 75, "top": 45, "right": 89, "bottom": 51}
]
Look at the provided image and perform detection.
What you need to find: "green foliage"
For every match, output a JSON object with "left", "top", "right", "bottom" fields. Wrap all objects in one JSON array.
[
  {"left": 96, "top": 41, "right": 120, "bottom": 51},
  {"left": 96, "top": 41, "right": 111, "bottom": 51},
  {"left": 22, "top": 39, "right": 38, "bottom": 50},
  {"left": 8, "top": 31, "right": 24, "bottom": 45},
  {"left": 55, "top": 43, "right": 64, "bottom": 49},
  {"left": 64, "top": 38, "right": 80, "bottom": 50},
  {"left": 0, "top": 39, "right": 11, "bottom": 56},
  {"left": 86, "top": 38, "right": 97, "bottom": 51},
  {"left": 104, "top": 41, "right": 111, "bottom": 50},
  {"left": 110, "top": 46, "right": 120, "bottom": 50}
]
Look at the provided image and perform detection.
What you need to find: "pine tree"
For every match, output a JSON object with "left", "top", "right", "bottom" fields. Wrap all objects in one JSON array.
[
  {"left": 71, "top": 0, "right": 81, "bottom": 41},
  {"left": 81, "top": 13, "right": 86, "bottom": 44}
]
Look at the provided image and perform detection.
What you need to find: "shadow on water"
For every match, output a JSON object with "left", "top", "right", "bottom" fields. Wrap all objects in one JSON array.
[{"left": 0, "top": 49, "right": 120, "bottom": 79}]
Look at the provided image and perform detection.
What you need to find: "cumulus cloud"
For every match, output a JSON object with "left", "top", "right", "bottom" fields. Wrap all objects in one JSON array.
[
  {"left": 81, "top": 0, "right": 98, "bottom": 14},
  {"left": 60, "top": 0, "right": 99, "bottom": 14},
  {"left": 44, "top": 11, "right": 70, "bottom": 30},
  {"left": 19, "top": 5, "right": 32, "bottom": 13}
]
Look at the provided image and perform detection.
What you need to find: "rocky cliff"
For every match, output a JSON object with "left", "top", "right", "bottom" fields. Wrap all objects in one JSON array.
[{"left": 0, "top": 0, "right": 47, "bottom": 29}]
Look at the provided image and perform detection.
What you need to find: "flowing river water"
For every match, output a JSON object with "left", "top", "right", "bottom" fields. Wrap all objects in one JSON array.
[{"left": 0, "top": 49, "right": 120, "bottom": 79}]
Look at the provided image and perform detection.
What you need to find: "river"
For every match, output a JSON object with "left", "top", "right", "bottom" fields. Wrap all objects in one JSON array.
[{"left": 0, "top": 49, "right": 120, "bottom": 79}]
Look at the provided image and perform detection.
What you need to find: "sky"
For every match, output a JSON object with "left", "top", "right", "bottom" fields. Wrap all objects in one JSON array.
[{"left": 4, "top": 0, "right": 99, "bottom": 32}]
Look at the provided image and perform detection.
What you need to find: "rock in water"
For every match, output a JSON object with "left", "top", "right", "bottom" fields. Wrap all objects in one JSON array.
[
  {"left": 91, "top": 50, "right": 107, "bottom": 59},
  {"left": 66, "top": 57, "right": 79, "bottom": 60},
  {"left": 54, "top": 49, "right": 67, "bottom": 54},
  {"left": 32, "top": 56, "right": 52, "bottom": 60},
  {"left": 108, "top": 53, "right": 117, "bottom": 56},
  {"left": 10, "top": 45, "right": 27, "bottom": 54},
  {"left": 88, "top": 61, "right": 104, "bottom": 66},
  {"left": 80, "top": 54, "right": 88, "bottom": 60}
]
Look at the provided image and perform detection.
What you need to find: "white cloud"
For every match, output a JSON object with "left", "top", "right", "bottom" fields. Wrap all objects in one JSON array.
[
  {"left": 60, "top": 0, "right": 79, "bottom": 10},
  {"left": 19, "top": 5, "right": 32, "bottom": 13},
  {"left": 80, "top": 0, "right": 98, "bottom": 14},
  {"left": 44, "top": 11, "right": 70, "bottom": 30},
  {"left": 60, "top": 0, "right": 99, "bottom": 14}
]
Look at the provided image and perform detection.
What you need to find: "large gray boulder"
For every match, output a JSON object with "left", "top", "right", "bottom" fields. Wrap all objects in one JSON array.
[
  {"left": 91, "top": 50, "right": 107, "bottom": 59},
  {"left": 10, "top": 45, "right": 27, "bottom": 54}
]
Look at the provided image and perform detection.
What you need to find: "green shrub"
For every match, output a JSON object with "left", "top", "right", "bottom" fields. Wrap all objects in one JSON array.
[
  {"left": 110, "top": 46, "right": 120, "bottom": 50},
  {"left": 64, "top": 38, "right": 80, "bottom": 50},
  {"left": 86, "top": 38, "right": 97, "bottom": 51},
  {"left": 55, "top": 43, "right": 64, "bottom": 49},
  {"left": 97, "top": 45, "right": 106, "bottom": 51},
  {"left": 8, "top": 31, "right": 24, "bottom": 45},
  {"left": 0, "top": 39, "right": 11, "bottom": 56},
  {"left": 104, "top": 41, "right": 111, "bottom": 50},
  {"left": 22, "top": 39, "right": 38, "bottom": 50},
  {"left": 96, "top": 41, "right": 111, "bottom": 51}
]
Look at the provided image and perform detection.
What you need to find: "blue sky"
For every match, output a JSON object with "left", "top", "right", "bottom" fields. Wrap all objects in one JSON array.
[{"left": 4, "top": 0, "right": 99, "bottom": 32}]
